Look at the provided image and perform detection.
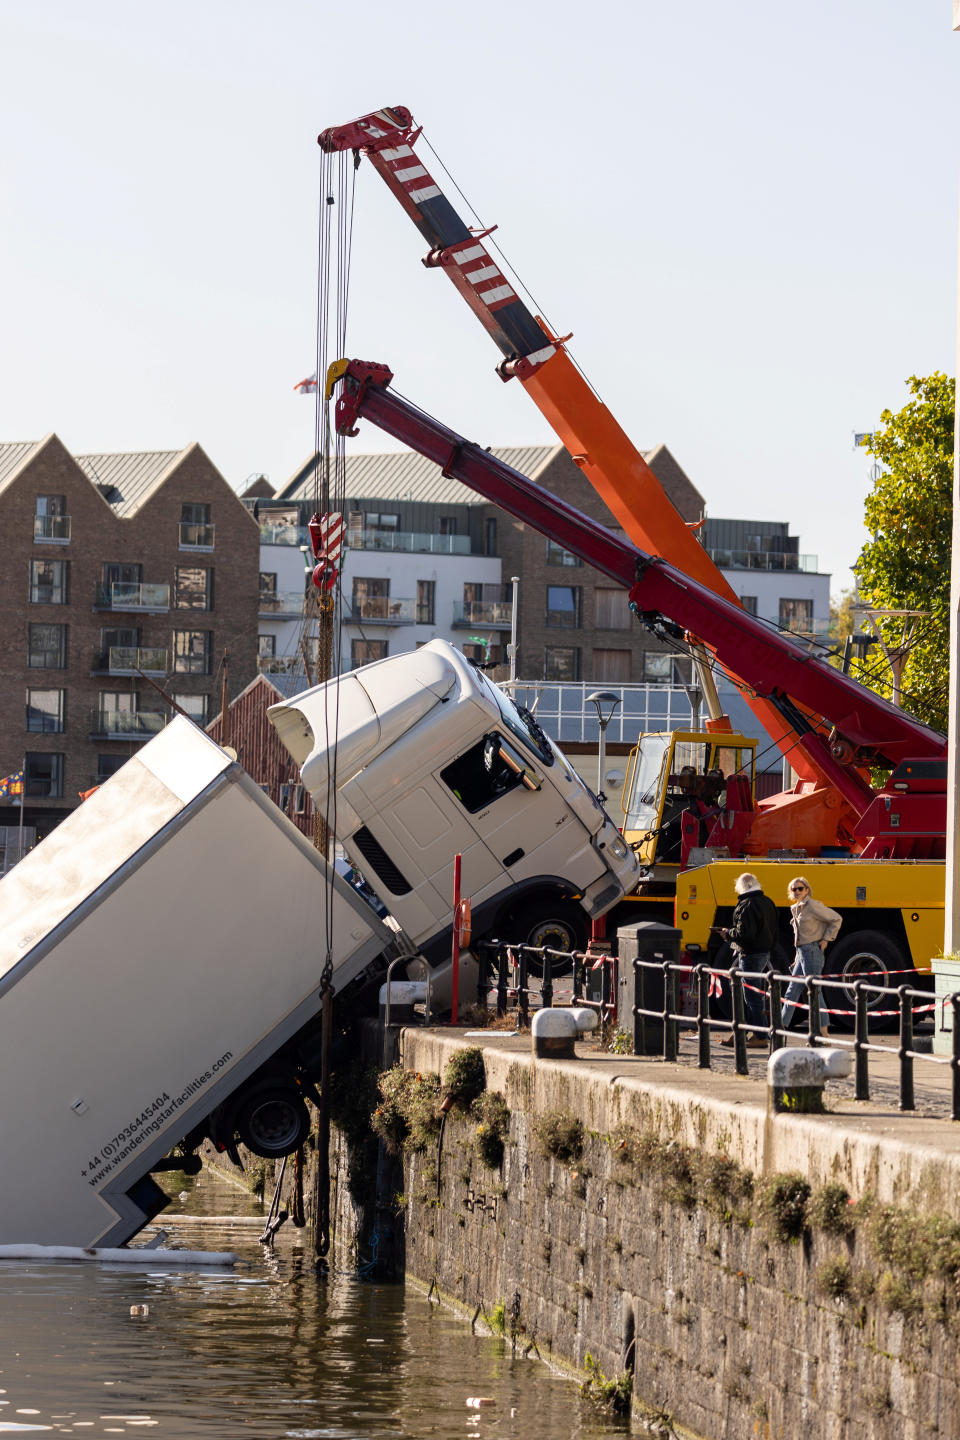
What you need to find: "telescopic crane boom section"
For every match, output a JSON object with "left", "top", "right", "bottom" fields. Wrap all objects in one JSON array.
[
  {"left": 318, "top": 104, "right": 827, "bottom": 792},
  {"left": 333, "top": 360, "right": 947, "bottom": 859},
  {"left": 318, "top": 106, "right": 734, "bottom": 597}
]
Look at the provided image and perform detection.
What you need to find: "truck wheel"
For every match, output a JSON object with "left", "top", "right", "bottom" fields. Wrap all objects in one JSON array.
[
  {"left": 519, "top": 900, "right": 589, "bottom": 977},
  {"left": 233, "top": 1085, "right": 310, "bottom": 1159},
  {"left": 825, "top": 930, "right": 904, "bottom": 1033}
]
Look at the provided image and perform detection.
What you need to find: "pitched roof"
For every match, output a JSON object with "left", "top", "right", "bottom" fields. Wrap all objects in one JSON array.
[
  {"left": 74, "top": 447, "right": 191, "bottom": 518},
  {"left": 0, "top": 440, "right": 44, "bottom": 496},
  {"left": 276, "top": 445, "right": 561, "bottom": 507}
]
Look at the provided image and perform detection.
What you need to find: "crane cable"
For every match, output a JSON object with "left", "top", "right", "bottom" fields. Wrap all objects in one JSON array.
[{"left": 309, "top": 147, "right": 356, "bottom": 1262}]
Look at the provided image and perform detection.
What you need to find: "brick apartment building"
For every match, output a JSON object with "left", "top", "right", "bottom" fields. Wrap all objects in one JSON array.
[
  {"left": 259, "top": 440, "right": 706, "bottom": 685},
  {"left": 0, "top": 433, "right": 260, "bottom": 840}
]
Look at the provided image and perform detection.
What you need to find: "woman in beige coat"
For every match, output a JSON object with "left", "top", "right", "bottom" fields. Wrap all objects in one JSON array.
[{"left": 780, "top": 876, "right": 842, "bottom": 1034}]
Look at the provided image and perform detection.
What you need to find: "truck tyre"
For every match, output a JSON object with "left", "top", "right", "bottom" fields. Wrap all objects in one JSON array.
[
  {"left": 825, "top": 929, "right": 905, "bottom": 1033},
  {"left": 232, "top": 1085, "right": 311, "bottom": 1159},
  {"left": 518, "top": 899, "right": 589, "bottom": 977}
]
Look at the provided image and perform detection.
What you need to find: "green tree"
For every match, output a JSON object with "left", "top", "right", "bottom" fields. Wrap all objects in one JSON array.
[{"left": 854, "top": 373, "right": 954, "bottom": 733}]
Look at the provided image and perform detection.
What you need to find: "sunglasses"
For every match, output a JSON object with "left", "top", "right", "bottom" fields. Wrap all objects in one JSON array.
[{"left": 789, "top": 885, "right": 807, "bottom": 893}]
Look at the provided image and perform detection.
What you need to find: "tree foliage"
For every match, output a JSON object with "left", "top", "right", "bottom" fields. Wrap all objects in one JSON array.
[{"left": 854, "top": 373, "right": 954, "bottom": 733}]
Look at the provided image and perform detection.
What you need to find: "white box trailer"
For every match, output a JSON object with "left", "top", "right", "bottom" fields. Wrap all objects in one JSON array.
[
  {"left": 0, "top": 718, "right": 396, "bottom": 1247},
  {"left": 269, "top": 640, "right": 639, "bottom": 959}
]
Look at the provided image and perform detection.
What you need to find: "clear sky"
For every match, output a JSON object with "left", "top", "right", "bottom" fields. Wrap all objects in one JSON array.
[{"left": 2, "top": 2, "right": 956, "bottom": 597}]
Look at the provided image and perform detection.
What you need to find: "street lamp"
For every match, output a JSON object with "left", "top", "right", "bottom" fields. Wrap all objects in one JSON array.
[{"left": 586, "top": 690, "right": 622, "bottom": 802}]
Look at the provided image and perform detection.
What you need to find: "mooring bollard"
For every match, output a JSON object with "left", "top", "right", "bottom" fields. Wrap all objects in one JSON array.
[{"left": 768, "top": 1046, "right": 852, "bottom": 1113}]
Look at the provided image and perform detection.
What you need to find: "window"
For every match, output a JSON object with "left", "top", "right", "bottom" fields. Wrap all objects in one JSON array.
[
  {"left": 258, "top": 634, "right": 276, "bottom": 658},
  {"left": 416, "top": 579, "right": 436, "bottom": 625},
  {"left": 258, "top": 571, "right": 277, "bottom": 597},
  {"left": 544, "top": 646, "right": 580, "bottom": 681},
  {"left": 779, "top": 597, "right": 814, "bottom": 631},
  {"left": 26, "top": 688, "right": 65, "bottom": 733},
  {"left": 367, "top": 511, "right": 399, "bottom": 533},
  {"left": 740, "top": 595, "right": 758, "bottom": 615},
  {"left": 485, "top": 517, "right": 497, "bottom": 556},
  {"left": 172, "top": 693, "right": 209, "bottom": 725},
  {"left": 594, "top": 587, "right": 630, "bottom": 630},
  {"left": 546, "top": 586, "right": 581, "bottom": 628},
  {"left": 441, "top": 734, "right": 531, "bottom": 813},
  {"left": 97, "top": 754, "right": 127, "bottom": 784},
  {"left": 180, "top": 502, "right": 213, "bottom": 549},
  {"left": 34, "top": 495, "right": 70, "bottom": 543},
  {"left": 352, "top": 577, "right": 389, "bottom": 620},
  {"left": 173, "top": 630, "right": 211, "bottom": 674},
  {"left": 25, "top": 752, "right": 64, "bottom": 798},
  {"left": 29, "top": 559, "right": 68, "bottom": 605},
  {"left": 36, "top": 494, "right": 66, "bottom": 517},
  {"left": 546, "top": 540, "right": 582, "bottom": 568},
  {"left": 29, "top": 623, "right": 67, "bottom": 669},
  {"left": 436, "top": 516, "right": 457, "bottom": 536},
  {"left": 351, "top": 639, "right": 388, "bottom": 668},
  {"left": 102, "top": 562, "right": 142, "bottom": 588},
  {"left": 176, "top": 566, "right": 213, "bottom": 609},
  {"left": 593, "top": 649, "right": 631, "bottom": 683},
  {"left": 643, "top": 652, "right": 694, "bottom": 684}
]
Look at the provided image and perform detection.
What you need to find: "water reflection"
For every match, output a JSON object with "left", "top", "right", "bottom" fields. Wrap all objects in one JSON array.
[{"left": 0, "top": 1170, "right": 623, "bottom": 1439}]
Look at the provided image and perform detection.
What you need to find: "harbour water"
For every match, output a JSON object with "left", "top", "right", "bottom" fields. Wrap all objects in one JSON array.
[{"left": 0, "top": 1169, "right": 626, "bottom": 1439}]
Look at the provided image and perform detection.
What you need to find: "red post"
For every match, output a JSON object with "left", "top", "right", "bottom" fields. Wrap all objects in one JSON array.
[{"left": 451, "top": 852, "right": 462, "bottom": 1025}]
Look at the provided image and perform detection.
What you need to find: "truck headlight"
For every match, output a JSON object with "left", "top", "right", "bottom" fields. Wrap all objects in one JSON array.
[{"left": 609, "top": 834, "right": 628, "bottom": 860}]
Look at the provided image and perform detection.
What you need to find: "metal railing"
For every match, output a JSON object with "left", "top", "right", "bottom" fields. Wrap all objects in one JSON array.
[
  {"left": 452, "top": 600, "right": 514, "bottom": 627},
  {"left": 178, "top": 522, "right": 215, "bottom": 549},
  {"left": 473, "top": 941, "right": 960, "bottom": 1121},
  {"left": 628, "top": 957, "right": 960, "bottom": 1119},
  {"left": 34, "top": 514, "right": 71, "bottom": 543},
  {"left": 258, "top": 589, "right": 305, "bottom": 616},
  {"left": 706, "top": 548, "right": 819, "bottom": 573},
  {"left": 351, "top": 529, "right": 471, "bottom": 555},
  {"left": 259, "top": 523, "right": 310, "bottom": 547},
  {"left": 95, "top": 582, "right": 170, "bottom": 611},
  {"left": 94, "top": 646, "right": 168, "bottom": 674},
  {"left": 91, "top": 709, "right": 168, "bottom": 737},
  {"left": 347, "top": 596, "right": 415, "bottom": 623}
]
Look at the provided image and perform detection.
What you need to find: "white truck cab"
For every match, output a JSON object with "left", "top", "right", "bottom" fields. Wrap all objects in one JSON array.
[{"left": 269, "top": 640, "right": 638, "bottom": 958}]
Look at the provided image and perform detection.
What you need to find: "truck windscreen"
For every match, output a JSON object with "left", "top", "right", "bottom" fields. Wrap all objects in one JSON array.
[{"left": 482, "top": 675, "right": 554, "bottom": 766}]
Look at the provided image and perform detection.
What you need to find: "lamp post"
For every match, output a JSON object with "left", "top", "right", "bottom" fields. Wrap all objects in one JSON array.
[{"left": 586, "top": 690, "right": 621, "bottom": 803}]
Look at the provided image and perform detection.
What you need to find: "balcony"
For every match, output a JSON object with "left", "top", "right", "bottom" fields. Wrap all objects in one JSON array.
[
  {"left": 259, "top": 589, "right": 306, "bottom": 618},
  {"left": 93, "top": 646, "right": 168, "bottom": 676},
  {"left": 95, "top": 582, "right": 171, "bottom": 613},
  {"left": 90, "top": 709, "right": 169, "bottom": 740},
  {"left": 179, "top": 522, "right": 215, "bottom": 550},
  {"left": 347, "top": 596, "right": 415, "bottom": 624},
  {"left": 259, "top": 522, "right": 310, "bottom": 547},
  {"left": 34, "top": 515, "right": 71, "bottom": 544},
  {"left": 707, "top": 548, "right": 818, "bottom": 573},
  {"left": 351, "top": 529, "right": 471, "bottom": 556},
  {"left": 452, "top": 600, "right": 513, "bottom": 628},
  {"left": 258, "top": 654, "right": 307, "bottom": 676}
]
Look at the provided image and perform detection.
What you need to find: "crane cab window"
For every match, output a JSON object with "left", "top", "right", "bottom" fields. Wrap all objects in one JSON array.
[{"left": 441, "top": 734, "right": 541, "bottom": 814}]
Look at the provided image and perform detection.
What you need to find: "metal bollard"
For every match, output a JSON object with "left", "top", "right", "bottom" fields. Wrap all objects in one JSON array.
[
  {"left": 697, "top": 966, "right": 711, "bottom": 1070},
  {"left": 898, "top": 985, "right": 915, "bottom": 1112},
  {"left": 541, "top": 950, "right": 554, "bottom": 1011},
  {"left": 496, "top": 945, "right": 509, "bottom": 1018},
  {"left": 854, "top": 981, "right": 869, "bottom": 1101},
  {"left": 518, "top": 949, "right": 529, "bottom": 1028},
  {"left": 769, "top": 973, "right": 783, "bottom": 1049},
  {"left": 731, "top": 969, "right": 748, "bottom": 1076}
]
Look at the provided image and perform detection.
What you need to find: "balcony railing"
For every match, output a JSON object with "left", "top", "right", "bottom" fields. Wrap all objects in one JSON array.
[
  {"left": 452, "top": 600, "right": 514, "bottom": 627},
  {"left": 347, "top": 596, "right": 415, "bottom": 624},
  {"left": 350, "top": 529, "right": 471, "bottom": 556},
  {"left": 257, "top": 654, "right": 307, "bottom": 675},
  {"left": 258, "top": 589, "right": 306, "bottom": 617},
  {"left": 707, "top": 548, "right": 819, "bottom": 573},
  {"left": 34, "top": 514, "right": 71, "bottom": 544},
  {"left": 179, "top": 522, "right": 215, "bottom": 550},
  {"left": 95, "top": 582, "right": 171, "bottom": 612},
  {"left": 93, "top": 646, "right": 168, "bottom": 675},
  {"left": 91, "top": 709, "right": 169, "bottom": 738},
  {"left": 259, "top": 523, "right": 310, "bottom": 547}
]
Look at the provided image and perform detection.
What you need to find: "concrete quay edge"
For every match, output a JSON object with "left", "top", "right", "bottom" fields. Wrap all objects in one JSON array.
[{"left": 398, "top": 1027, "right": 960, "bottom": 1221}]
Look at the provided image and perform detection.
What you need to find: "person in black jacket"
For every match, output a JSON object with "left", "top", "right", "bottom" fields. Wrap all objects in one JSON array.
[{"left": 719, "top": 872, "right": 779, "bottom": 1047}]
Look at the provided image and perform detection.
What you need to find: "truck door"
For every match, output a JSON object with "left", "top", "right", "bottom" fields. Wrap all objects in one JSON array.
[{"left": 439, "top": 732, "right": 606, "bottom": 889}]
